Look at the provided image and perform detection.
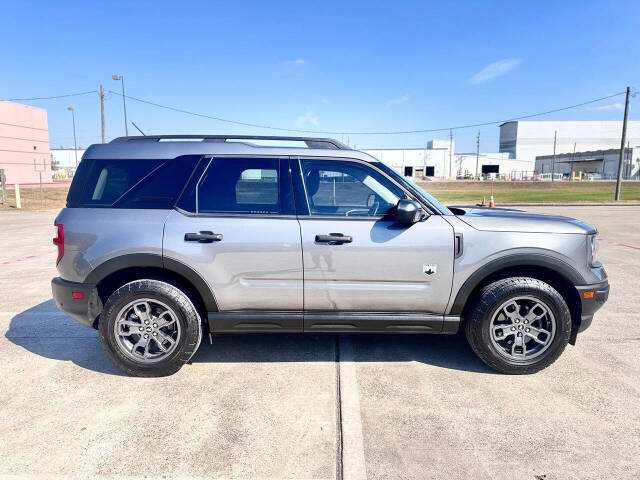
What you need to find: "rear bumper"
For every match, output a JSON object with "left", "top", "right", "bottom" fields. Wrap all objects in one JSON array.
[
  {"left": 575, "top": 280, "right": 610, "bottom": 333},
  {"left": 51, "top": 277, "right": 103, "bottom": 328}
]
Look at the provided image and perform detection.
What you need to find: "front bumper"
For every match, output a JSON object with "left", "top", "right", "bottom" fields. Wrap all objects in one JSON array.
[
  {"left": 575, "top": 280, "right": 610, "bottom": 333},
  {"left": 51, "top": 277, "right": 103, "bottom": 328}
]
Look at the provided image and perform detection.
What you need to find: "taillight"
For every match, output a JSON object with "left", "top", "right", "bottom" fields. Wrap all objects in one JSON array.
[{"left": 53, "top": 222, "right": 64, "bottom": 264}]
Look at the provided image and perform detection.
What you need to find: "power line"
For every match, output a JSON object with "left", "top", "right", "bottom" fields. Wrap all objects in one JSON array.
[
  {"left": 0, "top": 90, "right": 97, "bottom": 102},
  {"left": 2, "top": 87, "right": 630, "bottom": 136},
  {"left": 108, "top": 89, "right": 629, "bottom": 135}
]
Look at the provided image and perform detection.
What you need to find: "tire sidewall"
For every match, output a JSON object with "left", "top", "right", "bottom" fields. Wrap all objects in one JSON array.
[
  {"left": 99, "top": 280, "right": 201, "bottom": 376},
  {"left": 466, "top": 278, "right": 572, "bottom": 373}
]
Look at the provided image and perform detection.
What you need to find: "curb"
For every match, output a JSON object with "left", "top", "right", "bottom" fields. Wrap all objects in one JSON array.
[{"left": 490, "top": 203, "right": 640, "bottom": 207}]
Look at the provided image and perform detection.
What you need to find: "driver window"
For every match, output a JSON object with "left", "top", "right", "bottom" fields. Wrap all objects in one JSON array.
[{"left": 300, "top": 159, "right": 403, "bottom": 217}]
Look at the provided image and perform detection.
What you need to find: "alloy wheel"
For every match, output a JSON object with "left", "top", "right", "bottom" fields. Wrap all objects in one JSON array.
[
  {"left": 489, "top": 296, "right": 556, "bottom": 361},
  {"left": 113, "top": 298, "right": 181, "bottom": 363}
]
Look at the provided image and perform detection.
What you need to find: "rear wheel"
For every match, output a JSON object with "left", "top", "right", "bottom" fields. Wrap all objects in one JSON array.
[
  {"left": 464, "top": 277, "right": 571, "bottom": 374},
  {"left": 99, "top": 279, "right": 202, "bottom": 377}
]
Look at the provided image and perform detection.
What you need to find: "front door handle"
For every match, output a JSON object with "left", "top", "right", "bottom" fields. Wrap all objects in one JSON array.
[
  {"left": 315, "top": 233, "right": 353, "bottom": 244},
  {"left": 184, "top": 231, "right": 223, "bottom": 243}
]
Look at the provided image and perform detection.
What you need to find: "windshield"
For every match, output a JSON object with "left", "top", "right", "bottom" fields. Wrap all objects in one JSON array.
[{"left": 375, "top": 162, "right": 452, "bottom": 215}]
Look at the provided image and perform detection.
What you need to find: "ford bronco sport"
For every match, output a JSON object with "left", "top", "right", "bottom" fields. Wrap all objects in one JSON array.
[{"left": 51, "top": 135, "right": 609, "bottom": 376}]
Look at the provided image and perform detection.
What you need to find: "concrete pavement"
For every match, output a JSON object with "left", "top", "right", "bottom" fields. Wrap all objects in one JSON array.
[{"left": 0, "top": 206, "right": 638, "bottom": 479}]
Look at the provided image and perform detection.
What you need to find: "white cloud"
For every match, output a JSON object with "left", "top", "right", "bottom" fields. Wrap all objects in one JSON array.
[
  {"left": 387, "top": 95, "right": 410, "bottom": 106},
  {"left": 469, "top": 59, "right": 522, "bottom": 84},
  {"left": 286, "top": 59, "right": 305, "bottom": 65},
  {"left": 587, "top": 102, "right": 624, "bottom": 111},
  {"left": 296, "top": 109, "right": 319, "bottom": 128}
]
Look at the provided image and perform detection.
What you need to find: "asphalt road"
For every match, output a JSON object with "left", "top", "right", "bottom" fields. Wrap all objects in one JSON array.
[{"left": 0, "top": 206, "right": 638, "bottom": 479}]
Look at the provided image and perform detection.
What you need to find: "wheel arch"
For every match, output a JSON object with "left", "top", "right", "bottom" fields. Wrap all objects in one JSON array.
[
  {"left": 86, "top": 254, "right": 218, "bottom": 327},
  {"left": 450, "top": 254, "right": 583, "bottom": 343}
]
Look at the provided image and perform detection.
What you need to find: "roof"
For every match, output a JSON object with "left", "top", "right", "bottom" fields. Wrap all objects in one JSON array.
[
  {"left": 83, "top": 135, "right": 379, "bottom": 163},
  {"left": 536, "top": 147, "right": 627, "bottom": 161}
]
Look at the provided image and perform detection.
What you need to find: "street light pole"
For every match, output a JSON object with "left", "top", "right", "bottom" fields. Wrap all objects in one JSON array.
[
  {"left": 67, "top": 107, "right": 78, "bottom": 167},
  {"left": 99, "top": 84, "right": 106, "bottom": 143},
  {"left": 112, "top": 74, "right": 128, "bottom": 136}
]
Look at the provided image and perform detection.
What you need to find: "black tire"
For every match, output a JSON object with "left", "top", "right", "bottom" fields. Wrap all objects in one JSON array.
[
  {"left": 464, "top": 277, "right": 571, "bottom": 374},
  {"left": 99, "top": 279, "right": 202, "bottom": 377}
]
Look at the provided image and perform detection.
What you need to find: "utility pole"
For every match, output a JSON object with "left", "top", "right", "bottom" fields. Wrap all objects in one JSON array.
[
  {"left": 475, "top": 130, "right": 480, "bottom": 179},
  {"left": 615, "top": 86, "right": 631, "bottom": 200},
  {"left": 99, "top": 85, "right": 106, "bottom": 143},
  {"left": 570, "top": 142, "right": 576, "bottom": 181},
  {"left": 551, "top": 130, "right": 557, "bottom": 182},
  {"left": 67, "top": 107, "right": 79, "bottom": 167},
  {"left": 449, "top": 129, "right": 453, "bottom": 178}
]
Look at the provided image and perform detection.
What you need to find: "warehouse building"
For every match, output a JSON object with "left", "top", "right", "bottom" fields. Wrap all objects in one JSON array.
[
  {"left": 453, "top": 152, "right": 534, "bottom": 179},
  {"left": 499, "top": 120, "right": 640, "bottom": 164},
  {"left": 0, "top": 101, "right": 51, "bottom": 184},
  {"left": 536, "top": 147, "right": 640, "bottom": 180},
  {"left": 364, "top": 140, "right": 533, "bottom": 179},
  {"left": 364, "top": 140, "right": 454, "bottom": 178}
]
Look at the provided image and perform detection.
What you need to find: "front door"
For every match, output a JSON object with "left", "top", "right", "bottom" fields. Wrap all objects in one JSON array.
[
  {"left": 294, "top": 158, "right": 454, "bottom": 330},
  {"left": 163, "top": 156, "right": 303, "bottom": 332}
]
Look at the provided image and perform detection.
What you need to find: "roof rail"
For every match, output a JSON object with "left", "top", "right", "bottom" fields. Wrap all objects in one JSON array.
[{"left": 109, "top": 135, "right": 349, "bottom": 150}]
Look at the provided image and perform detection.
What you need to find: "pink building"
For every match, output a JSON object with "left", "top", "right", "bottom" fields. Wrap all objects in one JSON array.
[{"left": 0, "top": 101, "right": 51, "bottom": 184}]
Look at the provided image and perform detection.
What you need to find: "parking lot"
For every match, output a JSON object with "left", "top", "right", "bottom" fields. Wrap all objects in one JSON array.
[{"left": 1, "top": 205, "right": 638, "bottom": 479}]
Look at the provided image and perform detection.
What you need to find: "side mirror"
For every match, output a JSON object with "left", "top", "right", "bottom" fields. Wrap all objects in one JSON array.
[{"left": 395, "top": 199, "right": 427, "bottom": 224}]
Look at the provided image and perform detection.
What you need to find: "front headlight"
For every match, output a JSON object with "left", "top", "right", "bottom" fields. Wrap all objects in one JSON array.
[{"left": 588, "top": 234, "right": 600, "bottom": 267}]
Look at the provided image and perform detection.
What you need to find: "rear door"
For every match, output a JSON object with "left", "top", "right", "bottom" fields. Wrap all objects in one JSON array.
[
  {"left": 163, "top": 156, "right": 303, "bottom": 332},
  {"left": 294, "top": 158, "right": 454, "bottom": 330}
]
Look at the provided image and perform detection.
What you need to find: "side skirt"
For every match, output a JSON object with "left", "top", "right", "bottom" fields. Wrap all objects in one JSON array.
[{"left": 208, "top": 311, "right": 460, "bottom": 334}]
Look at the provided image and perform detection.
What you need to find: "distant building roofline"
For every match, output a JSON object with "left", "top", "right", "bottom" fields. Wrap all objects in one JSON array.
[
  {"left": 502, "top": 119, "right": 639, "bottom": 127},
  {"left": 535, "top": 147, "right": 634, "bottom": 160}
]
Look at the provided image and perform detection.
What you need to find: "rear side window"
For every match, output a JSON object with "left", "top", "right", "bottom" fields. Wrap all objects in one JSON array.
[
  {"left": 81, "top": 160, "right": 163, "bottom": 206},
  {"left": 196, "top": 158, "right": 280, "bottom": 214}
]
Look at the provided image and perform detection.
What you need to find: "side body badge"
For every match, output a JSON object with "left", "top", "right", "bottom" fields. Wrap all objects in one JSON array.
[{"left": 423, "top": 264, "right": 437, "bottom": 276}]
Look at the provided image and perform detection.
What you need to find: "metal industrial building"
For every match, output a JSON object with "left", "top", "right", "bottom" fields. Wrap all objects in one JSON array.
[
  {"left": 0, "top": 101, "right": 51, "bottom": 184},
  {"left": 536, "top": 147, "right": 640, "bottom": 180},
  {"left": 499, "top": 120, "right": 640, "bottom": 164},
  {"left": 364, "top": 140, "right": 454, "bottom": 178},
  {"left": 364, "top": 140, "right": 534, "bottom": 179}
]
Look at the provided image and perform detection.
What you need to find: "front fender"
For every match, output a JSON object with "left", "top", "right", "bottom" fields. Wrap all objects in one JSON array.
[{"left": 447, "top": 251, "right": 587, "bottom": 316}]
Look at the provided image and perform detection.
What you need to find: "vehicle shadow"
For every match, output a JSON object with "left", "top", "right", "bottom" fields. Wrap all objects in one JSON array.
[
  {"left": 5, "top": 299, "right": 125, "bottom": 376},
  {"left": 6, "top": 300, "right": 497, "bottom": 376}
]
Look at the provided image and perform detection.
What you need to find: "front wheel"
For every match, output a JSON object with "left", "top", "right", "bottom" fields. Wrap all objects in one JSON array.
[
  {"left": 464, "top": 277, "right": 571, "bottom": 374},
  {"left": 99, "top": 279, "right": 202, "bottom": 377}
]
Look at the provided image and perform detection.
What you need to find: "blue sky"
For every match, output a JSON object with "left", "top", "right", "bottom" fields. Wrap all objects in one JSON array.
[{"left": 1, "top": 0, "right": 638, "bottom": 152}]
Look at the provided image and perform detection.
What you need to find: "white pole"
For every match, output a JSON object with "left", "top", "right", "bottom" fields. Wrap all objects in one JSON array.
[{"left": 14, "top": 184, "right": 21, "bottom": 209}]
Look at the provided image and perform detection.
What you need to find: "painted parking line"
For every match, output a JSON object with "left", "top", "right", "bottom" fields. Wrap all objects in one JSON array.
[
  {"left": 339, "top": 335, "right": 367, "bottom": 480},
  {"left": 616, "top": 243, "right": 640, "bottom": 251},
  {"left": 0, "top": 252, "right": 50, "bottom": 265},
  {"left": 597, "top": 238, "right": 640, "bottom": 251}
]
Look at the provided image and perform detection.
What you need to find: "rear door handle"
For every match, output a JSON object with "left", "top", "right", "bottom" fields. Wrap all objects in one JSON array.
[
  {"left": 184, "top": 231, "right": 223, "bottom": 243},
  {"left": 315, "top": 233, "right": 353, "bottom": 244}
]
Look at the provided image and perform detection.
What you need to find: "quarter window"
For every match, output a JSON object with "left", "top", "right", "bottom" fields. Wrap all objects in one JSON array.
[
  {"left": 300, "top": 160, "right": 403, "bottom": 217},
  {"left": 81, "top": 159, "right": 163, "bottom": 205}
]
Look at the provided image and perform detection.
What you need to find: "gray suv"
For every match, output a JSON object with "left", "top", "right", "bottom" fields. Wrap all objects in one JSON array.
[{"left": 51, "top": 135, "right": 609, "bottom": 376}]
